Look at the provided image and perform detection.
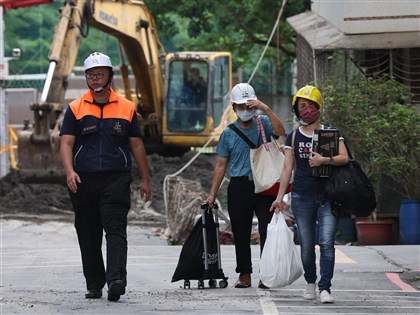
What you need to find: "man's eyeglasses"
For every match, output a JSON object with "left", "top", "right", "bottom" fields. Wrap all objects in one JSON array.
[{"left": 85, "top": 72, "right": 105, "bottom": 80}]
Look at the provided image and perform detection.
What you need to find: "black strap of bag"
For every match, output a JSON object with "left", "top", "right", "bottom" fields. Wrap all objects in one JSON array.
[
  {"left": 228, "top": 124, "right": 257, "bottom": 149},
  {"left": 290, "top": 128, "right": 297, "bottom": 173}
]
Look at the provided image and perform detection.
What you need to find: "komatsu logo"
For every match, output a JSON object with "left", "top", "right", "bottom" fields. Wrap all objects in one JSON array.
[{"left": 99, "top": 11, "right": 118, "bottom": 26}]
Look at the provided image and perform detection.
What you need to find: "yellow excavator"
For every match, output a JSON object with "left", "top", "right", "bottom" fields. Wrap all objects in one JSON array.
[{"left": 17, "top": 0, "right": 234, "bottom": 181}]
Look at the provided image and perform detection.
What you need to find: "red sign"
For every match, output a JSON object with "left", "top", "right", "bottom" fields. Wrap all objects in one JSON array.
[{"left": 0, "top": 0, "right": 53, "bottom": 12}]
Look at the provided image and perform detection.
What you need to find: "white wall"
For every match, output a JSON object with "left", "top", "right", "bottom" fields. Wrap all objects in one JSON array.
[{"left": 312, "top": 0, "right": 420, "bottom": 34}]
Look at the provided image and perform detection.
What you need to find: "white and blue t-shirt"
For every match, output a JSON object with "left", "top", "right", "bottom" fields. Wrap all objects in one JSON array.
[
  {"left": 285, "top": 125, "right": 343, "bottom": 195},
  {"left": 217, "top": 115, "right": 275, "bottom": 177}
]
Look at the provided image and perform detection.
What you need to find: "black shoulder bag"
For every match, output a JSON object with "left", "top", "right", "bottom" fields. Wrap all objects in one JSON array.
[{"left": 325, "top": 142, "right": 376, "bottom": 217}]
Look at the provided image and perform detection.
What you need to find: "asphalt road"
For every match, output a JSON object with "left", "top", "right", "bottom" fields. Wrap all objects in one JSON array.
[{"left": 1, "top": 219, "right": 419, "bottom": 315}]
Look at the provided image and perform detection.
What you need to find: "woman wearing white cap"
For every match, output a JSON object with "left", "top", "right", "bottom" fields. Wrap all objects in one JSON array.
[{"left": 206, "top": 83, "right": 285, "bottom": 288}]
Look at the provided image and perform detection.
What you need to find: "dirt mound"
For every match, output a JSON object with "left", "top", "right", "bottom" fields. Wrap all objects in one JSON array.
[
  {"left": 140, "top": 151, "right": 218, "bottom": 214},
  {"left": 0, "top": 171, "right": 72, "bottom": 215},
  {"left": 0, "top": 151, "right": 223, "bottom": 227}
]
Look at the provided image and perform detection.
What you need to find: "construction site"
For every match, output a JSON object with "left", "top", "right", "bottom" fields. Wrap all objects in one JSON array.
[
  {"left": 1, "top": 0, "right": 419, "bottom": 246},
  {"left": 0, "top": 147, "right": 228, "bottom": 243}
]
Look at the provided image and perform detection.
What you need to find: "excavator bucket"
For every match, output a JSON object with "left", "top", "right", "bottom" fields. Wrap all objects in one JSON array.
[
  {"left": 17, "top": 104, "right": 64, "bottom": 183},
  {"left": 17, "top": 130, "right": 63, "bottom": 184}
]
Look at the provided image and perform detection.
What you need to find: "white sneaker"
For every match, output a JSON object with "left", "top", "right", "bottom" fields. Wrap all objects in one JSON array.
[
  {"left": 320, "top": 290, "right": 334, "bottom": 303},
  {"left": 303, "top": 283, "right": 316, "bottom": 300}
]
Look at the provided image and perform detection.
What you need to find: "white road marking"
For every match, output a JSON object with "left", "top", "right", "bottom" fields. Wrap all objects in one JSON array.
[
  {"left": 258, "top": 290, "right": 279, "bottom": 315},
  {"left": 257, "top": 247, "right": 357, "bottom": 314}
]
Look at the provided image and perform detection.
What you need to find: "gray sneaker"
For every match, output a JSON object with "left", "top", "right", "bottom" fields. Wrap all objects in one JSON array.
[{"left": 303, "top": 283, "right": 316, "bottom": 300}]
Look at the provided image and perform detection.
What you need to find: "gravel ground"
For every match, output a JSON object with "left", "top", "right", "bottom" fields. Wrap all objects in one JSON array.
[{"left": 1, "top": 151, "right": 418, "bottom": 291}]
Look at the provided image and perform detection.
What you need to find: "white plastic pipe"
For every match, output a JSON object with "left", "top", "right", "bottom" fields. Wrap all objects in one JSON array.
[{"left": 40, "top": 61, "right": 57, "bottom": 103}]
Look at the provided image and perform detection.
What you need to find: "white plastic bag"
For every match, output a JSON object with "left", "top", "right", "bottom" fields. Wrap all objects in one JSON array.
[{"left": 259, "top": 212, "right": 303, "bottom": 288}]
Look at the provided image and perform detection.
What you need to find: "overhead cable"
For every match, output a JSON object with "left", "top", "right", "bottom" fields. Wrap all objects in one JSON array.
[{"left": 248, "top": 0, "right": 288, "bottom": 84}]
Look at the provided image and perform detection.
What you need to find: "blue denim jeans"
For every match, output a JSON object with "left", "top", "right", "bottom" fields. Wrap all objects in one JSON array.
[{"left": 291, "top": 192, "right": 337, "bottom": 293}]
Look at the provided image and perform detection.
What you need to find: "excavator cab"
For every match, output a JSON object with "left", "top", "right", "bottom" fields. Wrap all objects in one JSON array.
[{"left": 162, "top": 52, "right": 233, "bottom": 148}]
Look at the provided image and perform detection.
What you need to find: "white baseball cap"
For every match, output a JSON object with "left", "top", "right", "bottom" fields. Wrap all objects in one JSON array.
[{"left": 231, "top": 83, "right": 257, "bottom": 104}]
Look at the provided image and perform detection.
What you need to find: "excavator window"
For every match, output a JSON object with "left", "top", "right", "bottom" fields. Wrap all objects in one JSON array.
[
  {"left": 167, "top": 61, "right": 208, "bottom": 132},
  {"left": 212, "top": 56, "right": 230, "bottom": 127}
]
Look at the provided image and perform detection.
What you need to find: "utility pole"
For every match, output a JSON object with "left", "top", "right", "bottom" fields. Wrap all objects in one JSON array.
[
  {"left": 0, "top": 0, "right": 53, "bottom": 177},
  {"left": 0, "top": 5, "right": 9, "bottom": 178}
]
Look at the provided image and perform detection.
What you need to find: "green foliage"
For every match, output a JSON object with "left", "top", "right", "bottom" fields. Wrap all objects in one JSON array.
[
  {"left": 3, "top": 2, "right": 119, "bottom": 74},
  {"left": 4, "top": 2, "right": 61, "bottom": 74},
  {"left": 145, "top": 0, "right": 309, "bottom": 71},
  {"left": 77, "top": 31, "right": 119, "bottom": 66},
  {"left": 321, "top": 75, "right": 420, "bottom": 199},
  {"left": 322, "top": 75, "right": 410, "bottom": 140},
  {"left": 363, "top": 103, "right": 420, "bottom": 199},
  {"left": 4, "top": 0, "right": 308, "bottom": 94}
]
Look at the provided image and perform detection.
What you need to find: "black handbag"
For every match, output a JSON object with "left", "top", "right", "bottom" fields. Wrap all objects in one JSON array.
[{"left": 325, "top": 143, "right": 376, "bottom": 217}]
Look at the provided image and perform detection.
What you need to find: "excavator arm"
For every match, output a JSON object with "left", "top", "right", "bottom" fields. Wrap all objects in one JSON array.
[
  {"left": 88, "top": 0, "right": 164, "bottom": 134},
  {"left": 18, "top": 0, "right": 164, "bottom": 180},
  {"left": 39, "top": 0, "right": 164, "bottom": 132},
  {"left": 16, "top": 0, "right": 233, "bottom": 181},
  {"left": 17, "top": 0, "right": 88, "bottom": 180}
]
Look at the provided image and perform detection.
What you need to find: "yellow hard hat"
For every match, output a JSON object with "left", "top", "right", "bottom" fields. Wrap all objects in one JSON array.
[{"left": 292, "top": 85, "right": 323, "bottom": 110}]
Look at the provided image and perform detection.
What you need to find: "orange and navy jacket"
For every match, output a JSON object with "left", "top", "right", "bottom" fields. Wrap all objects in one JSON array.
[{"left": 59, "top": 88, "right": 142, "bottom": 173}]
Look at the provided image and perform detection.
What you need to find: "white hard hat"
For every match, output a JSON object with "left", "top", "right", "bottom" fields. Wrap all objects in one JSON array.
[
  {"left": 84, "top": 52, "right": 112, "bottom": 72},
  {"left": 231, "top": 83, "right": 257, "bottom": 104}
]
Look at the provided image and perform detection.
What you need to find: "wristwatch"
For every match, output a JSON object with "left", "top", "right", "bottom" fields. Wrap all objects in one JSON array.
[{"left": 328, "top": 157, "right": 334, "bottom": 165}]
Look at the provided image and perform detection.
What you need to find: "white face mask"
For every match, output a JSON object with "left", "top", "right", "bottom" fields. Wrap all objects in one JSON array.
[{"left": 236, "top": 109, "right": 255, "bottom": 122}]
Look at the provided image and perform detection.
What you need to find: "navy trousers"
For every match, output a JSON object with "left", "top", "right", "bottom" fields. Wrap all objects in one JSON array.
[{"left": 69, "top": 171, "right": 132, "bottom": 290}]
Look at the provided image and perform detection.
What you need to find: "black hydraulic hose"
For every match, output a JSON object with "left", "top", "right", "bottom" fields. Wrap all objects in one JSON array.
[{"left": 139, "top": 19, "right": 154, "bottom": 66}]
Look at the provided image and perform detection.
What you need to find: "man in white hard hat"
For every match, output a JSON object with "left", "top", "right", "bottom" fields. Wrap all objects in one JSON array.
[
  {"left": 60, "top": 52, "right": 152, "bottom": 302},
  {"left": 206, "top": 83, "right": 285, "bottom": 288}
]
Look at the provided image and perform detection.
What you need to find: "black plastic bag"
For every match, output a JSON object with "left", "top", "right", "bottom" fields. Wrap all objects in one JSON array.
[
  {"left": 171, "top": 209, "right": 219, "bottom": 282},
  {"left": 325, "top": 159, "right": 376, "bottom": 217}
]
